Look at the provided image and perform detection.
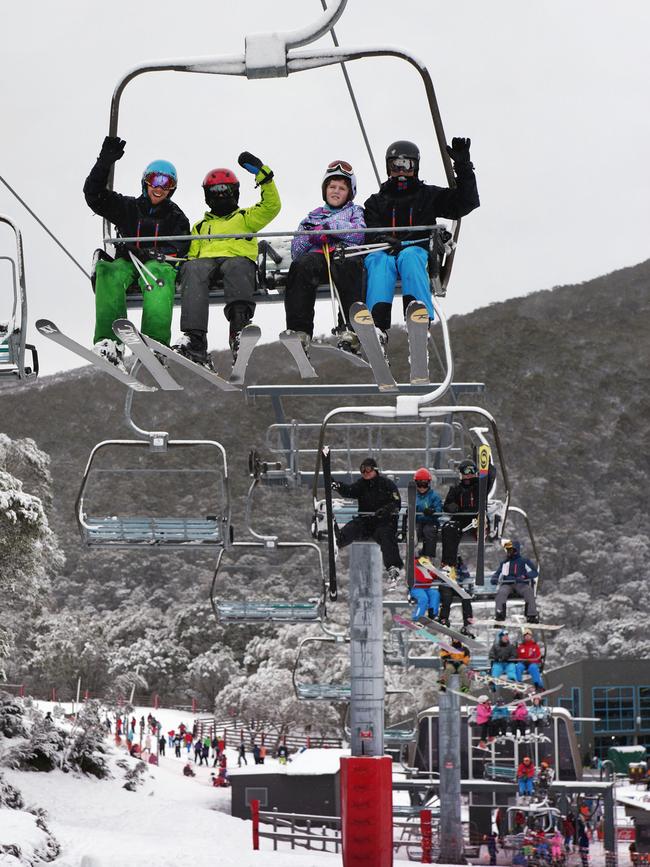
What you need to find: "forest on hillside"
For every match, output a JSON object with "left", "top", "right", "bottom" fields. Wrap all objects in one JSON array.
[{"left": 2, "top": 258, "right": 650, "bottom": 734}]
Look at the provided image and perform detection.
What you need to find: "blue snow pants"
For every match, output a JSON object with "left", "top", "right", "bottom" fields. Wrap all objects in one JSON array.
[
  {"left": 410, "top": 586, "right": 440, "bottom": 620},
  {"left": 491, "top": 661, "right": 517, "bottom": 680},
  {"left": 516, "top": 661, "right": 544, "bottom": 687},
  {"left": 518, "top": 776, "right": 535, "bottom": 796},
  {"left": 365, "top": 246, "right": 434, "bottom": 321}
]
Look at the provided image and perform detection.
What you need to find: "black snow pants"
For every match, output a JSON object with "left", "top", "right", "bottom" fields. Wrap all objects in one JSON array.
[
  {"left": 179, "top": 257, "right": 257, "bottom": 334},
  {"left": 441, "top": 519, "right": 476, "bottom": 565},
  {"left": 338, "top": 516, "right": 403, "bottom": 569},
  {"left": 438, "top": 585, "right": 473, "bottom": 625},
  {"left": 284, "top": 252, "right": 363, "bottom": 336}
]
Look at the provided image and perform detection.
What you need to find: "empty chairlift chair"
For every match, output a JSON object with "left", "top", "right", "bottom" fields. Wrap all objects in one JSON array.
[
  {"left": 292, "top": 635, "right": 351, "bottom": 701},
  {"left": 75, "top": 437, "right": 231, "bottom": 547},
  {"left": 0, "top": 215, "right": 38, "bottom": 385}
]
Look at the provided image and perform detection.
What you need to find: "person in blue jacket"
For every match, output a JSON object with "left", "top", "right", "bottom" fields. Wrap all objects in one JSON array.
[
  {"left": 490, "top": 539, "right": 540, "bottom": 623},
  {"left": 413, "top": 467, "right": 442, "bottom": 558}
]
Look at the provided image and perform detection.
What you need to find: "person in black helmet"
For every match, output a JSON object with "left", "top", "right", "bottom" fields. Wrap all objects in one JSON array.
[
  {"left": 440, "top": 457, "right": 494, "bottom": 577},
  {"left": 363, "top": 138, "right": 479, "bottom": 348},
  {"left": 331, "top": 457, "right": 403, "bottom": 586}
]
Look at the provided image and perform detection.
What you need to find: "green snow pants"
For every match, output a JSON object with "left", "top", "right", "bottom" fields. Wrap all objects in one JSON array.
[{"left": 93, "top": 257, "right": 177, "bottom": 345}]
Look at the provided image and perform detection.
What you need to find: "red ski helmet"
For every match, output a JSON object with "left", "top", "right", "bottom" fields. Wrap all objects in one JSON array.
[
  {"left": 202, "top": 168, "right": 240, "bottom": 207},
  {"left": 414, "top": 467, "right": 432, "bottom": 483}
]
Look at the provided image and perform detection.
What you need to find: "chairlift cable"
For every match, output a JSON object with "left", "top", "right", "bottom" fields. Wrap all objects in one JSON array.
[
  {"left": 0, "top": 173, "right": 90, "bottom": 279},
  {"left": 319, "top": 0, "right": 382, "bottom": 187}
]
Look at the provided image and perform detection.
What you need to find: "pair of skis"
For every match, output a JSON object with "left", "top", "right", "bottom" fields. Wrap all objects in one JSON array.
[
  {"left": 36, "top": 319, "right": 261, "bottom": 392},
  {"left": 280, "top": 301, "right": 431, "bottom": 391},
  {"left": 417, "top": 556, "right": 473, "bottom": 601}
]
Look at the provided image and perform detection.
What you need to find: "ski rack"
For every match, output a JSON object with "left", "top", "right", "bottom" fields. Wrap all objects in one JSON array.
[
  {"left": 292, "top": 634, "right": 351, "bottom": 701},
  {"left": 103, "top": 0, "right": 462, "bottom": 295},
  {"left": 75, "top": 435, "right": 231, "bottom": 547},
  {"left": 208, "top": 472, "right": 327, "bottom": 623},
  {"left": 0, "top": 215, "right": 39, "bottom": 385}
]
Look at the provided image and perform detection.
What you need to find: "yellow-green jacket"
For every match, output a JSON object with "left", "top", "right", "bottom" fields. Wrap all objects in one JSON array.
[{"left": 187, "top": 167, "right": 281, "bottom": 262}]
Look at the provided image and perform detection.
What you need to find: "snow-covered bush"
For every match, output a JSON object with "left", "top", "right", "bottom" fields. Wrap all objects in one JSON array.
[
  {"left": 0, "top": 693, "right": 27, "bottom": 739},
  {"left": 115, "top": 757, "right": 147, "bottom": 791},
  {"left": 3, "top": 712, "right": 66, "bottom": 773},
  {"left": 65, "top": 701, "right": 109, "bottom": 779}
]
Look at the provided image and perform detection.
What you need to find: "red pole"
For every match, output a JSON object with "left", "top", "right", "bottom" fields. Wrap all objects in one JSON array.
[
  {"left": 223, "top": 728, "right": 227, "bottom": 747},
  {"left": 154, "top": 694, "right": 160, "bottom": 709},
  {"left": 420, "top": 809, "right": 432, "bottom": 863},
  {"left": 251, "top": 799, "right": 260, "bottom": 851},
  {"left": 19, "top": 685, "right": 24, "bottom": 697},
  {"left": 51, "top": 687, "right": 56, "bottom": 702},
  {"left": 191, "top": 697, "right": 197, "bottom": 714},
  {"left": 83, "top": 689, "right": 89, "bottom": 700},
  {"left": 306, "top": 736, "right": 311, "bottom": 748}
]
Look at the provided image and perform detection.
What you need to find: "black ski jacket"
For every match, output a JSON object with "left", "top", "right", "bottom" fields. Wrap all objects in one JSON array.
[
  {"left": 83, "top": 159, "right": 191, "bottom": 259},
  {"left": 443, "top": 464, "right": 496, "bottom": 520},
  {"left": 363, "top": 163, "right": 479, "bottom": 245},
  {"left": 337, "top": 473, "right": 401, "bottom": 521}
]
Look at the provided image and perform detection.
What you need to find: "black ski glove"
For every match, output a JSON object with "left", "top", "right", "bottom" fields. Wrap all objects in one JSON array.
[
  {"left": 446, "top": 137, "right": 472, "bottom": 164},
  {"left": 99, "top": 136, "right": 126, "bottom": 164},
  {"left": 445, "top": 502, "right": 459, "bottom": 513},
  {"left": 331, "top": 481, "right": 341, "bottom": 492},
  {"left": 423, "top": 507, "right": 436, "bottom": 517},
  {"left": 238, "top": 151, "right": 274, "bottom": 185},
  {"left": 377, "top": 234, "right": 402, "bottom": 255},
  {"left": 144, "top": 249, "right": 168, "bottom": 262}
]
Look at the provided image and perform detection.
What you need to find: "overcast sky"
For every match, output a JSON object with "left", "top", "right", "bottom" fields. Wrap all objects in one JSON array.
[{"left": 1, "top": 0, "right": 649, "bottom": 376}]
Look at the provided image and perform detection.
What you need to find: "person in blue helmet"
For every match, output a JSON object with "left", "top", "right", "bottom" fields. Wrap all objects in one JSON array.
[
  {"left": 84, "top": 136, "right": 190, "bottom": 370},
  {"left": 362, "top": 138, "right": 479, "bottom": 352}
]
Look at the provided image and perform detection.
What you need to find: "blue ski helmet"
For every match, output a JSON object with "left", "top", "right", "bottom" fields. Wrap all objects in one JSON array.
[{"left": 142, "top": 160, "right": 178, "bottom": 197}]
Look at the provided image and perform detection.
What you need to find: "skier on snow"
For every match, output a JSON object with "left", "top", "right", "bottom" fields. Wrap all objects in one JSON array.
[
  {"left": 490, "top": 539, "right": 540, "bottom": 623},
  {"left": 174, "top": 152, "right": 281, "bottom": 367},
  {"left": 362, "top": 138, "right": 479, "bottom": 354},
  {"left": 332, "top": 456, "right": 403, "bottom": 587},
  {"left": 284, "top": 160, "right": 366, "bottom": 356},
  {"left": 84, "top": 136, "right": 190, "bottom": 370}
]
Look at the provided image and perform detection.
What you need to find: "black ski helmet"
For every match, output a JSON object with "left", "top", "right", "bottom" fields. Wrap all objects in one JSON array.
[
  {"left": 360, "top": 456, "right": 378, "bottom": 472},
  {"left": 385, "top": 140, "right": 420, "bottom": 176},
  {"left": 458, "top": 459, "right": 478, "bottom": 479}
]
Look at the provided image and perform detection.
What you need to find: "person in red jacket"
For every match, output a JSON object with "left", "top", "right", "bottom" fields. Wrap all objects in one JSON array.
[
  {"left": 517, "top": 755, "right": 536, "bottom": 798},
  {"left": 516, "top": 628, "right": 544, "bottom": 690}
]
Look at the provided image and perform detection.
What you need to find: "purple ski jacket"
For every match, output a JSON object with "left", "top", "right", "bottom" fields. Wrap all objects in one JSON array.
[{"left": 291, "top": 201, "right": 366, "bottom": 260}]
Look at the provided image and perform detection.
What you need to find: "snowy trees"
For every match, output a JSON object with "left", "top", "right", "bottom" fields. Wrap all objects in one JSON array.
[
  {"left": 0, "top": 435, "right": 64, "bottom": 674},
  {"left": 186, "top": 645, "right": 238, "bottom": 709}
]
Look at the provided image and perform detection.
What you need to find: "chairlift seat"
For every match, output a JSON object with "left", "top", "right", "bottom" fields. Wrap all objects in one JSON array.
[
  {"left": 385, "top": 728, "right": 417, "bottom": 744},
  {"left": 82, "top": 515, "right": 223, "bottom": 546},
  {"left": 295, "top": 683, "right": 351, "bottom": 701},
  {"left": 214, "top": 600, "right": 323, "bottom": 623},
  {"left": 484, "top": 764, "right": 517, "bottom": 782}
]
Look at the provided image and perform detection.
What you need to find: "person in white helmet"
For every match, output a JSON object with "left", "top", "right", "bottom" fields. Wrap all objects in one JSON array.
[{"left": 284, "top": 160, "right": 366, "bottom": 355}]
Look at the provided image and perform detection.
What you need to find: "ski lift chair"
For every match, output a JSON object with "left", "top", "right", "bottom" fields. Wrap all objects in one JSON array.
[
  {"left": 76, "top": 437, "right": 230, "bottom": 546},
  {"left": 292, "top": 635, "right": 351, "bottom": 701},
  {"left": 0, "top": 215, "right": 38, "bottom": 385}
]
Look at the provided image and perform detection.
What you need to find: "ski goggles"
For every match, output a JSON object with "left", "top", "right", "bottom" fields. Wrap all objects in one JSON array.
[
  {"left": 360, "top": 464, "right": 376, "bottom": 474},
  {"left": 326, "top": 159, "right": 354, "bottom": 177},
  {"left": 143, "top": 172, "right": 177, "bottom": 190},
  {"left": 460, "top": 466, "right": 477, "bottom": 476},
  {"left": 206, "top": 184, "right": 234, "bottom": 196},
  {"left": 415, "top": 481, "right": 430, "bottom": 488},
  {"left": 388, "top": 156, "right": 416, "bottom": 172}
]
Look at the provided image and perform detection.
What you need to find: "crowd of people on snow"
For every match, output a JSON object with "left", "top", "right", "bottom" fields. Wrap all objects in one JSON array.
[{"left": 86, "top": 134, "right": 479, "bottom": 370}]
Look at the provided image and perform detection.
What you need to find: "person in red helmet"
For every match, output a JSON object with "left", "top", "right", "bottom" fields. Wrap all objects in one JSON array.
[
  {"left": 413, "top": 467, "right": 443, "bottom": 558},
  {"left": 173, "top": 152, "right": 281, "bottom": 366}
]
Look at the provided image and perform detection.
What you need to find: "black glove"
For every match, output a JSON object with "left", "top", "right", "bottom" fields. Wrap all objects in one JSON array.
[
  {"left": 377, "top": 234, "right": 402, "bottom": 255},
  {"left": 144, "top": 249, "right": 167, "bottom": 262},
  {"left": 445, "top": 502, "right": 459, "bottom": 514},
  {"left": 238, "top": 151, "right": 274, "bottom": 186},
  {"left": 331, "top": 481, "right": 341, "bottom": 492},
  {"left": 423, "top": 507, "right": 436, "bottom": 517},
  {"left": 99, "top": 136, "right": 126, "bottom": 164},
  {"left": 446, "top": 137, "right": 471, "bottom": 164},
  {"left": 238, "top": 151, "right": 264, "bottom": 174}
]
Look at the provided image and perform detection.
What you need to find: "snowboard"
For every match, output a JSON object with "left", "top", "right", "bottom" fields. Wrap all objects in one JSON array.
[
  {"left": 112, "top": 319, "right": 182, "bottom": 391},
  {"left": 349, "top": 302, "right": 398, "bottom": 392},
  {"left": 36, "top": 319, "right": 156, "bottom": 392},
  {"left": 417, "top": 614, "right": 485, "bottom": 653},
  {"left": 141, "top": 335, "right": 239, "bottom": 392},
  {"left": 405, "top": 300, "right": 430, "bottom": 384},
  {"left": 229, "top": 324, "right": 261, "bottom": 385},
  {"left": 279, "top": 330, "right": 317, "bottom": 379},
  {"left": 475, "top": 443, "right": 491, "bottom": 585}
]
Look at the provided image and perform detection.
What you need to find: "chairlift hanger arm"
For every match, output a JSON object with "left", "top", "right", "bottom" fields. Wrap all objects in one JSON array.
[{"left": 0, "top": 214, "right": 29, "bottom": 378}]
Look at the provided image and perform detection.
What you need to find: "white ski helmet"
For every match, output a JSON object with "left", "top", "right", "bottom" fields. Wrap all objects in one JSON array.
[
  {"left": 478, "top": 695, "right": 489, "bottom": 703},
  {"left": 321, "top": 159, "right": 357, "bottom": 202}
]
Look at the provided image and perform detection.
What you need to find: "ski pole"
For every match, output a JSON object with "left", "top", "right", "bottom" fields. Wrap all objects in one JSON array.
[
  {"left": 128, "top": 251, "right": 164, "bottom": 290},
  {"left": 322, "top": 244, "right": 346, "bottom": 330}
]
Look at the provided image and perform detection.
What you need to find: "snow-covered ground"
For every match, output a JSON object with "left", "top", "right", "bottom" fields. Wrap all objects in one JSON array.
[{"left": 1, "top": 703, "right": 343, "bottom": 866}]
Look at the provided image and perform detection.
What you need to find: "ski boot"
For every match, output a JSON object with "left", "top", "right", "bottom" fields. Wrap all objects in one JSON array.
[
  {"left": 336, "top": 327, "right": 361, "bottom": 356},
  {"left": 172, "top": 332, "right": 214, "bottom": 370},
  {"left": 436, "top": 617, "right": 450, "bottom": 627},
  {"left": 461, "top": 624, "right": 477, "bottom": 640},
  {"left": 526, "top": 614, "right": 540, "bottom": 624},
  {"left": 494, "top": 610, "right": 506, "bottom": 623},
  {"left": 386, "top": 565, "right": 401, "bottom": 591},
  {"left": 228, "top": 303, "right": 253, "bottom": 363},
  {"left": 93, "top": 338, "right": 127, "bottom": 373}
]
